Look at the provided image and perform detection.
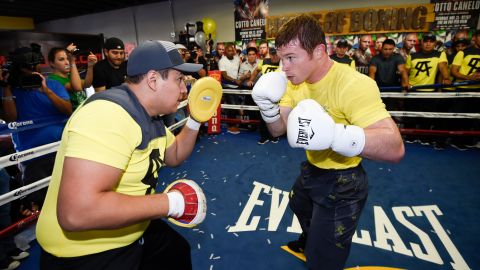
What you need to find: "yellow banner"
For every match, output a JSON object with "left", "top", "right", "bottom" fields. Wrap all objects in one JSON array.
[
  {"left": 266, "top": 4, "right": 435, "bottom": 38},
  {"left": 0, "top": 16, "right": 34, "bottom": 30}
]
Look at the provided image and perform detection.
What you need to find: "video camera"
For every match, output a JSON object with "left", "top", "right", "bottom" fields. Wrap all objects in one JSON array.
[
  {"left": 5, "top": 47, "right": 44, "bottom": 89},
  {"left": 70, "top": 48, "right": 90, "bottom": 57}
]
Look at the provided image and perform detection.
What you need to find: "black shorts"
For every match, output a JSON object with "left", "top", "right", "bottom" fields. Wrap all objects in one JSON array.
[
  {"left": 40, "top": 219, "right": 192, "bottom": 270},
  {"left": 289, "top": 161, "right": 368, "bottom": 270}
]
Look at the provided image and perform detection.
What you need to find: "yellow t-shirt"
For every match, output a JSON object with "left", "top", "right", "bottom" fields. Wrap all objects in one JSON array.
[
  {"left": 37, "top": 100, "right": 175, "bottom": 257},
  {"left": 279, "top": 62, "right": 390, "bottom": 169},
  {"left": 452, "top": 47, "right": 480, "bottom": 90},
  {"left": 257, "top": 58, "right": 280, "bottom": 74},
  {"left": 406, "top": 50, "right": 447, "bottom": 91}
]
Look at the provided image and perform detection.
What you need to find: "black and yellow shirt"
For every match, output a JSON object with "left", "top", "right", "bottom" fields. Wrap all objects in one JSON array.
[
  {"left": 37, "top": 85, "right": 175, "bottom": 257},
  {"left": 452, "top": 46, "right": 480, "bottom": 90},
  {"left": 257, "top": 58, "right": 280, "bottom": 74},
  {"left": 406, "top": 50, "right": 447, "bottom": 91},
  {"left": 330, "top": 54, "right": 356, "bottom": 69}
]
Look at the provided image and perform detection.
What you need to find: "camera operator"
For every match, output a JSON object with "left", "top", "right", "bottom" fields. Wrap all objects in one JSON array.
[
  {"left": 187, "top": 47, "right": 207, "bottom": 79},
  {"left": 48, "top": 43, "right": 97, "bottom": 110},
  {"left": 2, "top": 47, "right": 72, "bottom": 214}
]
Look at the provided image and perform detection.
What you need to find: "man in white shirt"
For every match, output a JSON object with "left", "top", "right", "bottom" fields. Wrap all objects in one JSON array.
[
  {"left": 219, "top": 43, "right": 243, "bottom": 134},
  {"left": 219, "top": 43, "right": 241, "bottom": 88}
]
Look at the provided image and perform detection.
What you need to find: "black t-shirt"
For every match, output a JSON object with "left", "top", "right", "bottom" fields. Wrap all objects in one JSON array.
[
  {"left": 92, "top": 59, "right": 128, "bottom": 89},
  {"left": 370, "top": 53, "right": 405, "bottom": 87},
  {"left": 330, "top": 54, "right": 354, "bottom": 66}
]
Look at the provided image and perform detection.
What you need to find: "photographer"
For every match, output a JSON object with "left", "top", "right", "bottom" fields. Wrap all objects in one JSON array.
[
  {"left": 2, "top": 47, "right": 72, "bottom": 214},
  {"left": 48, "top": 44, "right": 97, "bottom": 110},
  {"left": 186, "top": 47, "right": 207, "bottom": 79}
]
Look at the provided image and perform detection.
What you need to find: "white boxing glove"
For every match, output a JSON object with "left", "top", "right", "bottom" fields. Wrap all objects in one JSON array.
[
  {"left": 252, "top": 72, "right": 287, "bottom": 123},
  {"left": 165, "top": 179, "right": 207, "bottom": 228},
  {"left": 287, "top": 99, "right": 365, "bottom": 157}
]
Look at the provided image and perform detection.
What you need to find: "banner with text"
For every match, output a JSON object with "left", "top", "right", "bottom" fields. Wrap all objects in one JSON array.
[
  {"left": 234, "top": 0, "right": 269, "bottom": 42},
  {"left": 430, "top": 0, "right": 480, "bottom": 30},
  {"left": 266, "top": 4, "right": 435, "bottom": 38}
]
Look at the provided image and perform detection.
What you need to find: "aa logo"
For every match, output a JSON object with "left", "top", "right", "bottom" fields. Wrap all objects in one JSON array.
[
  {"left": 264, "top": 66, "right": 279, "bottom": 73},
  {"left": 141, "top": 148, "right": 164, "bottom": 194},
  {"left": 467, "top": 58, "right": 480, "bottom": 75},
  {"left": 414, "top": 61, "right": 432, "bottom": 77}
]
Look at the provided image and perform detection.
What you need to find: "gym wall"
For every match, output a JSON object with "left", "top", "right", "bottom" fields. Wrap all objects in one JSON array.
[{"left": 35, "top": 0, "right": 429, "bottom": 46}]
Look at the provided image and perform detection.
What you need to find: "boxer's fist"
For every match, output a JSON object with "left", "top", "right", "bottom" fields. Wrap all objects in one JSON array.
[
  {"left": 165, "top": 179, "right": 207, "bottom": 228},
  {"left": 287, "top": 99, "right": 335, "bottom": 150},
  {"left": 252, "top": 72, "right": 287, "bottom": 123},
  {"left": 287, "top": 99, "right": 365, "bottom": 157}
]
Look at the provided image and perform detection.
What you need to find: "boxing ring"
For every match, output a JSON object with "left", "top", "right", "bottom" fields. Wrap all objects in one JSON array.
[{"left": 1, "top": 84, "right": 479, "bottom": 270}]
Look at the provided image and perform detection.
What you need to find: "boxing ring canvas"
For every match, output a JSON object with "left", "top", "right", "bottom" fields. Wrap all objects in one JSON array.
[{"left": 19, "top": 130, "right": 480, "bottom": 270}]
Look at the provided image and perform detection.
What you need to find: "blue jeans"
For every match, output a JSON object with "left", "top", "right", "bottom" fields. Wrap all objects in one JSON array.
[{"left": 289, "top": 161, "right": 368, "bottom": 270}]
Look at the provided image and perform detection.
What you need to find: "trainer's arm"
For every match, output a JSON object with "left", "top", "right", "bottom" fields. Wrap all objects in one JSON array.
[
  {"left": 57, "top": 157, "right": 170, "bottom": 231},
  {"left": 164, "top": 125, "right": 199, "bottom": 167},
  {"left": 266, "top": 105, "right": 292, "bottom": 137},
  {"left": 361, "top": 117, "right": 404, "bottom": 163}
]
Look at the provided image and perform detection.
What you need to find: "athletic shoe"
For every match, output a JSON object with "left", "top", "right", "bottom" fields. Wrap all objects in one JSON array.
[
  {"left": 227, "top": 126, "right": 240, "bottom": 135},
  {"left": 287, "top": 233, "right": 306, "bottom": 253},
  {"left": 257, "top": 138, "right": 269, "bottom": 145},
  {"left": 0, "top": 257, "right": 20, "bottom": 270},
  {"left": 8, "top": 249, "right": 29, "bottom": 261},
  {"left": 270, "top": 137, "right": 279, "bottom": 144}
]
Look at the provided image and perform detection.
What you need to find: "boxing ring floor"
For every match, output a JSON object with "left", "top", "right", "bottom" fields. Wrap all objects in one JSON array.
[{"left": 18, "top": 129, "right": 480, "bottom": 270}]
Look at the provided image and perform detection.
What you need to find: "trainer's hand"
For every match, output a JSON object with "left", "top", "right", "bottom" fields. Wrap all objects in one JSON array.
[
  {"left": 252, "top": 72, "right": 287, "bottom": 123},
  {"left": 287, "top": 99, "right": 365, "bottom": 157},
  {"left": 164, "top": 179, "right": 207, "bottom": 228}
]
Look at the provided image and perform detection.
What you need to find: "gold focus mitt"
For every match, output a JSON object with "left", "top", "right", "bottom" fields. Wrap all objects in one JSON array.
[{"left": 188, "top": 77, "right": 222, "bottom": 122}]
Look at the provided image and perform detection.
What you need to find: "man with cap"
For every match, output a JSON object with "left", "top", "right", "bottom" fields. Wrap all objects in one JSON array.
[
  {"left": 330, "top": 39, "right": 355, "bottom": 69},
  {"left": 405, "top": 33, "right": 451, "bottom": 146},
  {"left": 92, "top": 37, "right": 128, "bottom": 92},
  {"left": 36, "top": 40, "right": 207, "bottom": 270},
  {"left": 406, "top": 33, "right": 451, "bottom": 90}
]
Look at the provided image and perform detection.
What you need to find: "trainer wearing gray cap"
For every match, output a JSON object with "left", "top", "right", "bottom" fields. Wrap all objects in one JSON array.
[{"left": 37, "top": 40, "right": 204, "bottom": 270}]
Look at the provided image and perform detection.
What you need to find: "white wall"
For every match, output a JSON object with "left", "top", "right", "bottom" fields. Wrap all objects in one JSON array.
[{"left": 37, "top": 0, "right": 430, "bottom": 44}]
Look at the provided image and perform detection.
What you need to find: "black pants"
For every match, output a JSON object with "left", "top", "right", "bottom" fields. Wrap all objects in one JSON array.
[
  {"left": 40, "top": 219, "right": 192, "bottom": 270},
  {"left": 289, "top": 161, "right": 368, "bottom": 270}
]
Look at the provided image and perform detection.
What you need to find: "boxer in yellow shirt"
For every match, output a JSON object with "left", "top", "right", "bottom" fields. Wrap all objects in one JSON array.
[{"left": 252, "top": 15, "right": 404, "bottom": 270}]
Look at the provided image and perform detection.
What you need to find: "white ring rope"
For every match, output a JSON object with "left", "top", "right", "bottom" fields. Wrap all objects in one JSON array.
[
  {"left": 389, "top": 111, "right": 480, "bottom": 119},
  {"left": 224, "top": 89, "right": 480, "bottom": 98}
]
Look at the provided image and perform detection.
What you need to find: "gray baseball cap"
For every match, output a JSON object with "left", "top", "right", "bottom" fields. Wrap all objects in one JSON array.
[{"left": 127, "top": 40, "right": 202, "bottom": 76}]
